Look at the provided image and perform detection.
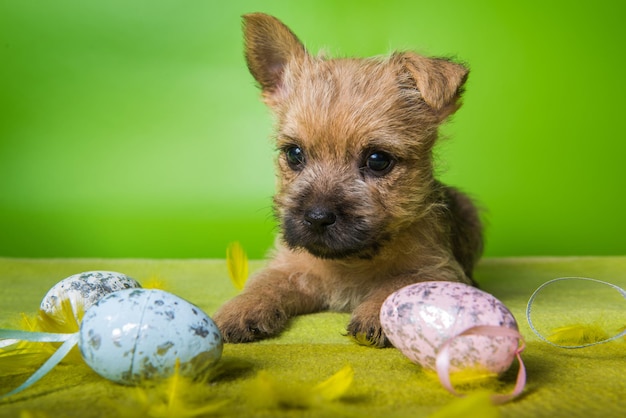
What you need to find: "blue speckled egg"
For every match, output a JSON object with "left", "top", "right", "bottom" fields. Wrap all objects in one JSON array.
[
  {"left": 40, "top": 271, "right": 141, "bottom": 320},
  {"left": 79, "top": 288, "right": 223, "bottom": 385}
]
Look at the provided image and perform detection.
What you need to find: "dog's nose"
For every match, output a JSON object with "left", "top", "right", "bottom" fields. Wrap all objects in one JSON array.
[{"left": 304, "top": 207, "right": 336, "bottom": 231}]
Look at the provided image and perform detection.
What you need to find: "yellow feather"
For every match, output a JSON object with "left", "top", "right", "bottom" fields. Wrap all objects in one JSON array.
[
  {"left": 20, "top": 313, "right": 39, "bottom": 332},
  {"left": 115, "top": 358, "right": 228, "bottom": 418},
  {"left": 248, "top": 371, "right": 283, "bottom": 408},
  {"left": 450, "top": 369, "right": 498, "bottom": 387},
  {"left": 312, "top": 365, "right": 354, "bottom": 401},
  {"left": 0, "top": 315, "right": 43, "bottom": 374},
  {"left": 617, "top": 325, "right": 626, "bottom": 340},
  {"left": 226, "top": 242, "right": 249, "bottom": 291},
  {"left": 547, "top": 324, "right": 610, "bottom": 346},
  {"left": 248, "top": 371, "right": 311, "bottom": 409},
  {"left": 142, "top": 275, "right": 169, "bottom": 290},
  {"left": 247, "top": 366, "right": 354, "bottom": 410},
  {"left": 429, "top": 391, "right": 500, "bottom": 418},
  {"left": 0, "top": 302, "right": 84, "bottom": 374},
  {"left": 0, "top": 343, "right": 50, "bottom": 375},
  {"left": 424, "top": 368, "right": 499, "bottom": 388},
  {"left": 35, "top": 298, "right": 83, "bottom": 363},
  {"left": 36, "top": 297, "right": 82, "bottom": 334},
  {"left": 20, "top": 411, "right": 52, "bottom": 418},
  {"left": 349, "top": 332, "right": 378, "bottom": 347}
]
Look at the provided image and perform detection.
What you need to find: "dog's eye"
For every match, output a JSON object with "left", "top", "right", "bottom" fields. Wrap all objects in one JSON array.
[
  {"left": 365, "top": 151, "right": 395, "bottom": 175},
  {"left": 285, "top": 146, "right": 305, "bottom": 170}
]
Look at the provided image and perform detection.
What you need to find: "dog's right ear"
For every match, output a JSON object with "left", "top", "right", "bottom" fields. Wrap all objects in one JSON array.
[
  {"left": 397, "top": 52, "right": 469, "bottom": 122},
  {"left": 243, "top": 13, "right": 306, "bottom": 97}
]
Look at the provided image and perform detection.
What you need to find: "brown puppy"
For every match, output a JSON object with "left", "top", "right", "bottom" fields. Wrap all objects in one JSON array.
[{"left": 214, "top": 13, "right": 483, "bottom": 347}]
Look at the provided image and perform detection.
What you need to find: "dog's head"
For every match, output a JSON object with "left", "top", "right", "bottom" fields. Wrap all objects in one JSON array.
[{"left": 243, "top": 13, "right": 468, "bottom": 260}]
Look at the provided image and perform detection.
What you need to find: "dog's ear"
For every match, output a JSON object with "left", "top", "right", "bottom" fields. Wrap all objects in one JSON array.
[
  {"left": 398, "top": 52, "right": 469, "bottom": 121},
  {"left": 242, "top": 13, "right": 306, "bottom": 96}
]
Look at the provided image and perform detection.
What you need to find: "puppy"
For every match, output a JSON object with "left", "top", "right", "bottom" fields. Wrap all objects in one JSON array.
[{"left": 214, "top": 13, "right": 483, "bottom": 347}]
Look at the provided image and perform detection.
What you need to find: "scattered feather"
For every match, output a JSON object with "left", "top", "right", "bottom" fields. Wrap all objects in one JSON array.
[
  {"left": 20, "top": 411, "right": 51, "bottom": 418},
  {"left": 142, "top": 275, "right": 169, "bottom": 290},
  {"left": 425, "top": 368, "right": 500, "bottom": 390},
  {"left": 617, "top": 325, "right": 626, "bottom": 340},
  {"left": 547, "top": 324, "right": 610, "bottom": 346},
  {"left": 428, "top": 391, "right": 500, "bottom": 418},
  {"left": 448, "top": 369, "right": 498, "bottom": 387},
  {"left": 0, "top": 343, "right": 50, "bottom": 375},
  {"left": 0, "top": 299, "right": 84, "bottom": 374},
  {"left": 248, "top": 371, "right": 310, "bottom": 409},
  {"left": 349, "top": 332, "right": 378, "bottom": 347},
  {"left": 33, "top": 298, "right": 83, "bottom": 363},
  {"left": 0, "top": 314, "right": 47, "bottom": 374},
  {"left": 35, "top": 298, "right": 81, "bottom": 335},
  {"left": 312, "top": 364, "right": 354, "bottom": 402},
  {"left": 248, "top": 365, "right": 354, "bottom": 410},
  {"left": 226, "top": 242, "right": 249, "bottom": 291},
  {"left": 114, "top": 359, "right": 228, "bottom": 418}
]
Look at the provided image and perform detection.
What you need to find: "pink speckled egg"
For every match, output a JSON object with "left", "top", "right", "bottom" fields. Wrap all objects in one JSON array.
[{"left": 380, "top": 281, "right": 520, "bottom": 374}]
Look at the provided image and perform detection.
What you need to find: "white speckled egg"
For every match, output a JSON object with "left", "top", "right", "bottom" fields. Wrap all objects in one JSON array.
[
  {"left": 40, "top": 271, "right": 141, "bottom": 320},
  {"left": 380, "top": 281, "right": 519, "bottom": 374},
  {"left": 79, "top": 288, "right": 223, "bottom": 385}
]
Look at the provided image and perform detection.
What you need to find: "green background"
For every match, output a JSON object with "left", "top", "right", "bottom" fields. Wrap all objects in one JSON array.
[{"left": 1, "top": 0, "right": 624, "bottom": 259}]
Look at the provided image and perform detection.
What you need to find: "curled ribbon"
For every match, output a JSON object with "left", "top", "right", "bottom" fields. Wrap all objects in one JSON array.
[
  {"left": 526, "top": 277, "right": 626, "bottom": 349},
  {"left": 0, "top": 329, "right": 79, "bottom": 399},
  {"left": 435, "top": 326, "right": 526, "bottom": 404}
]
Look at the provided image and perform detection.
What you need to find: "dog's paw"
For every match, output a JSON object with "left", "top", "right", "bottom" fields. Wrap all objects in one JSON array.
[
  {"left": 347, "top": 305, "right": 390, "bottom": 348},
  {"left": 213, "top": 295, "right": 288, "bottom": 343}
]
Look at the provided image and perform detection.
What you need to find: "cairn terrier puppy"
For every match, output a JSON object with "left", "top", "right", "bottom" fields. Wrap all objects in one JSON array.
[{"left": 214, "top": 13, "right": 483, "bottom": 347}]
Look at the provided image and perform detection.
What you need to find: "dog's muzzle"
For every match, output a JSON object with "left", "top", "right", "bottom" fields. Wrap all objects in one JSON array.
[{"left": 282, "top": 203, "right": 383, "bottom": 260}]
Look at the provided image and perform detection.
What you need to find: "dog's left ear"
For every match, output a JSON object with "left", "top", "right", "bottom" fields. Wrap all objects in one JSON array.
[
  {"left": 399, "top": 52, "right": 469, "bottom": 121},
  {"left": 242, "top": 13, "right": 306, "bottom": 98}
]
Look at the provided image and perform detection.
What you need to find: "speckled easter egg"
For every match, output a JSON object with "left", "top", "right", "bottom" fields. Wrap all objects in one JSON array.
[
  {"left": 40, "top": 271, "right": 141, "bottom": 320},
  {"left": 380, "top": 281, "right": 519, "bottom": 374},
  {"left": 79, "top": 288, "right": 222, "bottom": 384}
]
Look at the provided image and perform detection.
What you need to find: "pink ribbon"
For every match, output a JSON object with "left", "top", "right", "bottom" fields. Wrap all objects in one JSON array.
[{"left": 435, "top": 325, "right": 526, "bottom": 404}]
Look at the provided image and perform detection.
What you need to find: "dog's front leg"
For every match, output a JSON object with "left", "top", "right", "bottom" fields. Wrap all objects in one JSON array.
[
  {"left": 214, "top": 268, "right": 324, "bottom": 343},
  {"left": 347, "top": 285, "right": 401, "bottom": 348}
]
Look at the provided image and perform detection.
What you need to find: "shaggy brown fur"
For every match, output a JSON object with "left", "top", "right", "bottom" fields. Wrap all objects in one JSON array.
[{"left": 213, "top": 13, "right": 483, "bottom": 347}]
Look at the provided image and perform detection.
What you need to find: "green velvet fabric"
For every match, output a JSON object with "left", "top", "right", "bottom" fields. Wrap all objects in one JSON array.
[{"left": 1, "top": 257, "right": 625, "bottom": 417}]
